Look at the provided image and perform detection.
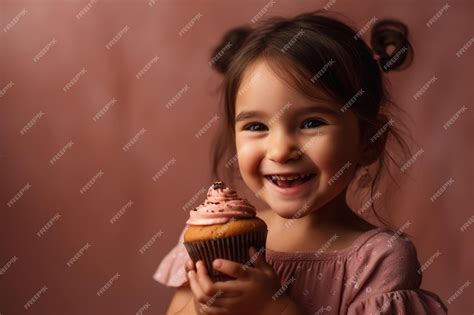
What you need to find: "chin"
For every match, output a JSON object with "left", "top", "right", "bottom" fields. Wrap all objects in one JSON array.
[{"left": 270, "top": 204, "right": 309, "bottom": 220}]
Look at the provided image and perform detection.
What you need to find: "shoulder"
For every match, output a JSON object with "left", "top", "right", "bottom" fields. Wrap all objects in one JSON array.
[
  {"left": 348, "top": 227, "right": 422, "bottom": 292},
  {"left": 345, "top": 228, "right": 448, "bottom": 314}
]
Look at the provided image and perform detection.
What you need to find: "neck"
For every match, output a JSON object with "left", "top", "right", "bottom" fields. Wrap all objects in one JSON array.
[{"left": 269, "top": 189, "right": 373, "bottom": 250}]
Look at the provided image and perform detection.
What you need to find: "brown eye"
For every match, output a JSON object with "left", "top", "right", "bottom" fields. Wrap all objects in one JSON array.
[
  {"left": 301, "top": 119, "right": 326, "bottom": 129},
  {"left": 244, "top": 122, "right": 268, "bottom": 131}
]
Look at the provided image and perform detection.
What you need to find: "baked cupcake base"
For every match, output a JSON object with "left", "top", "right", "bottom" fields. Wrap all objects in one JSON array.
[{"left": 184, "top": 218, "right": 267, "bottom": 281}]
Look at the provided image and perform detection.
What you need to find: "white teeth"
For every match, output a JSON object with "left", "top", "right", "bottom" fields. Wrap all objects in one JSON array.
[{"left": 270, "top": 174, "right": 312, "bottom": 181}]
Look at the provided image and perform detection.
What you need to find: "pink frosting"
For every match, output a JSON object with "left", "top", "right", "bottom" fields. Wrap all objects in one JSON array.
[{"left": 186, "top": 181, "right": 256, "bottom": 225}]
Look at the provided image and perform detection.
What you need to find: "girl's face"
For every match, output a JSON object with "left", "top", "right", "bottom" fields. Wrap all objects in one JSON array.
[{"left": 235, "top": 60, "right": 364, "bottom": 219}]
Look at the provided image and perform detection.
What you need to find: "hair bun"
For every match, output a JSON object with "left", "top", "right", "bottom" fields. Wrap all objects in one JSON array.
[
  {"left": 370, "top": 19, "right": 413, "bottom": 72},
  {"left": 209, "top": 27, "right": 252, "bottom": 74}
]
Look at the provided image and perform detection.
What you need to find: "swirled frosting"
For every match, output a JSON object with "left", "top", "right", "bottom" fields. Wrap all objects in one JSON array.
[{"left": 186, "top": 181, "right": 256, "bottom": 225}]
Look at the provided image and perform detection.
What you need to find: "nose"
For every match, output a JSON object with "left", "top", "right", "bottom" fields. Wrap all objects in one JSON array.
[{"left": 267, "top": 130, "right": 301, "bottom": 163}]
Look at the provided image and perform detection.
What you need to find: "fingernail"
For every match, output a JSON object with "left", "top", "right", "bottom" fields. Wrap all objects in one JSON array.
[{"left": 213, "top": 259, "right": 222, "bottom": 268}]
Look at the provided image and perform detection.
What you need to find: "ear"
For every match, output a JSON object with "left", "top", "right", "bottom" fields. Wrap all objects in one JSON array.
[{"left": 358, "top": 117, "right": 389, "bottom": 166}]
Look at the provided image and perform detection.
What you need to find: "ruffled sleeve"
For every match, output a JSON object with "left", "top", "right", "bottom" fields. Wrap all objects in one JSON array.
[
  {"left": 348, "top": 288, "right": 447, "bottom": 314},
  {"left": 345, "top": 231, "right": 448, "bottom": 314},
  {"left": 153, "top": 226, "right": 189, "bottom": 287}
]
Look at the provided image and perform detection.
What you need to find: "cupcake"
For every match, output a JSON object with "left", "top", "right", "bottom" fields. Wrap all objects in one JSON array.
[{"left": 183, "top": 181, "right": 267, "bottom": 282}]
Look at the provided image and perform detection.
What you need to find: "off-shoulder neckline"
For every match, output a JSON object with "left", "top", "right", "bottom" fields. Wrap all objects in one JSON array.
[{"left": 265, "top": 226, "right": 390, "bottom": 261}]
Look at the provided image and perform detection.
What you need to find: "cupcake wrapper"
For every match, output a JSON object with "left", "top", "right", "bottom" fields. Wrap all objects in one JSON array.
[{"left": 184, "top": 229, "right": 268, "bottom": 282}]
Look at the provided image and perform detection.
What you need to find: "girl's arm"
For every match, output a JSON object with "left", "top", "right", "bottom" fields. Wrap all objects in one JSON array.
[{"left": 166, "top": 284, "right": 197, "bottom": 315}]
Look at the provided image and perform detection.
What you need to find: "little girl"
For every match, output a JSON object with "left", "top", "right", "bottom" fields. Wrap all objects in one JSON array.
[{"left": 156, "top": 10, "right": 448, "bottom": 315}]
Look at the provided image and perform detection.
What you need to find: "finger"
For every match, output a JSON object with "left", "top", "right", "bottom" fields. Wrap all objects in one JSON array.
[
  {"left": 197, "top": 302, "right": 231, "bottom": 315},
  {"left": 248, "top": 246, "right": 266, "bottom": 268},
  {"left": 185, "top": 259, "right": 195, "bottom": 273},
  {"left": 188, "top": 270, "right": 211, "bottom": 305},
  {"left": 213, "top": 258, "right": 248, "bottom": 279},
  {"left": 196, "top": 261, "right": 219, "bottom": 297}
]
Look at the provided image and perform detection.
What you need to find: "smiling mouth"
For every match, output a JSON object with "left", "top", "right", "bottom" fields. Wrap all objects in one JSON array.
[{"left": 264, "top": 173, "right": 316, "bottom": 188}]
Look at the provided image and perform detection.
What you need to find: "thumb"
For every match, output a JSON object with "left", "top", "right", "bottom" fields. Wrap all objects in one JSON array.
[{"left": 248, "top": 246, "right": 267, "bottom": 268}]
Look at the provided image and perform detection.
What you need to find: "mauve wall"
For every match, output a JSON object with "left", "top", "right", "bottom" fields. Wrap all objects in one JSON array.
[{"left": 1, "top": 0, "right": 473, "bottom": 314}]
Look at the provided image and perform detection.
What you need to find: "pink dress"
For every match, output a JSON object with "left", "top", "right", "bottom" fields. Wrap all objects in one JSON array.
[{"left": 154, "top": 226, "right": 448, "bottom": 314}]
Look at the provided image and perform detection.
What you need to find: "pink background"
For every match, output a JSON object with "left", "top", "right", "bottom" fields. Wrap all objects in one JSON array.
[{"left": 1, "top": 0, "right": 473, "bottom": 314}]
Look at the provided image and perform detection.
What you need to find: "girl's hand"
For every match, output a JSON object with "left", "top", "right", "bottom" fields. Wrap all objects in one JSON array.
[{"left": 185, "top": 247, "right": 286, "bottom": 315}]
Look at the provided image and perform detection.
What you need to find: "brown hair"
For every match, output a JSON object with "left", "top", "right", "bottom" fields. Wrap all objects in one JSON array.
[{"left": 209, "top": 10, "right": 414, "bottom": 227}]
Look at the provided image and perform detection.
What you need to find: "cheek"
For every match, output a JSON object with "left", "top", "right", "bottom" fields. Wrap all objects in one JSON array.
[
  {"left": 308, "top": 131, "right": 360, "bottom": 184},
  {"left": 236, "top": 138, "right": 262, "bottom": 179}
]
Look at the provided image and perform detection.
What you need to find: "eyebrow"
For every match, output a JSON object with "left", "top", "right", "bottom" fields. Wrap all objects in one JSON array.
[{"left": 234, "top": 105, "right": 339, "bottom": 123}]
